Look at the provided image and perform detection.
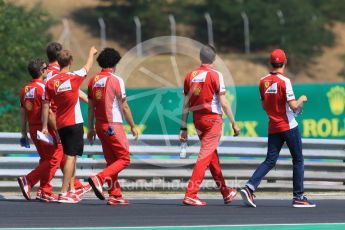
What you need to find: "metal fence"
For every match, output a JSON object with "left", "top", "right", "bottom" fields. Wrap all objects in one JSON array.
[{"left": 0, "top": 132, "right": 344, "bottom": 192}]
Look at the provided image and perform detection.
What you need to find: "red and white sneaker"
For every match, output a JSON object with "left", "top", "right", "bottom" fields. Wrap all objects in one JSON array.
[
  {"left": 37, "top": 192, "right": 59, "bottom": 203},
  {"left": 223, "top": 188, "right": 238, "bottom": 204},
  {"left": 107, "top": 196, "right": 129, "bottom": 206},
  {"left": 74, "top": 185, "right": 92, "bottom": 198},
  {"left": 88, "top": 176, "right": 105, "bottom": 200},
  {"left": 183, "top": 196, "right": 206, "bottom": 206},
  {"left": 58, "top": 191, "right": 81, "bottom": 204},
  {"left": 36, "top": 189, "right": 42, "bottom": 200},
  {"left": 17, "top": 176, "right": 31, "bottom": 200}
]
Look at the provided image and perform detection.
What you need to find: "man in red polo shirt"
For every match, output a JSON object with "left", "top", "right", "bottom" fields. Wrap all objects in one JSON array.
[
  {"left": 46, "top": 42, "right": 62, "bottom": 82},
  {"left": 240, "top": 49, "right": 315, "bottom": 208},
  {"left": 18, "top": 59, "right": 62, "bottom": 202},
  {"left": 42, "top": 46, "right": 97, "bottom": 203},
  {"left": 46, "top": 42, "right": 88, "bottom": 103},
  {"left": 87, "top": 48, "right": 138, "bottom": 205},
  {"left": 43, "top": 42, "right": 90, "bottom": 198},
  {"left": 179, "top": 45, "right": 240, "bottom": 206}
]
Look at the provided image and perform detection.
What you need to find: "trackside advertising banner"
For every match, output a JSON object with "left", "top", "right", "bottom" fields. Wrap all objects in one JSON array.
[{"left": 81, "top": 83, "right": 345, "bottom": 139}]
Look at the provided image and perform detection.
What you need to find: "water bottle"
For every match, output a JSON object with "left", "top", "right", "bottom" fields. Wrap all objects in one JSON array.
[
  {"left": 180, "top": 141, "right": 187, "bottom": 159},
  {"left": 294, "top": 105, "right": 303, "bottom": 117},
  {"left": 20, "top": 137, "right": 30, "bottom": 148}
]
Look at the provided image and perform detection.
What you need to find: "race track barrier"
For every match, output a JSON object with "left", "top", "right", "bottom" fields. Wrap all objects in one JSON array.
[{"left": 0, "top": 132, "right": 344, "bottom": 192}]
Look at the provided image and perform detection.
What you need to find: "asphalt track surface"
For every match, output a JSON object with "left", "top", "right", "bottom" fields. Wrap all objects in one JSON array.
[{"left": 0, "top": 198, "right": 344, "bottom": 229}]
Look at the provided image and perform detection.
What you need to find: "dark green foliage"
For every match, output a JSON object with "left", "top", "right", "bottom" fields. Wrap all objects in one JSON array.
[
  {"left": 72, "top": 0, "right": 344, "bottom": 72},
  {"left": 312, "top": 0, "right": 345, "bottom": 21},
  {"left": 73, "top": 0, "right": 198, "bottom": 48},
  {"left": 193, "top": 0, "right": 334, "bottom": 71},
  {"left": 0, "top": 0, "right": 53, "bottom": 131}
]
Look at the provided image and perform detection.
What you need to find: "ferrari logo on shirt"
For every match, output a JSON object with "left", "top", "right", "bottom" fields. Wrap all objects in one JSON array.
[
  {"left": 56, "top": 79, "right": 72, "bottom": 93},
  {"left": 24, "top": 87, "right": 29, "bottom": 93},
  {"left": 264, "top": 81, "right": 270, "bottom": 88},
  {"left": 193, "top": 87, "right": 201, "bottom": 96},
  {"left": 24, "top": 87, "right": 35, "bottom": 99},
  {"left": 191, "top": 71, "right": 197, "bottom": 77},
  {"left": 265, "top": 82, "right": 278, "bottom": 94},
  {"left": 95, "top": 90, "right": 103, "bottom": 100},
  {"left": 94, "top": 77, "right": 107, "bottom": 88},
  {"left": 95, "top": 75, "right": 99, "bottom": 82},
  {"left": 191, "top": 72, "right": 207, "bottom": 82},
  {"left": 25, "top": 101, "right": 33, "bottom": 111},
  {"left": 54, "top": 80, "right": 60, "bottom": 88}
]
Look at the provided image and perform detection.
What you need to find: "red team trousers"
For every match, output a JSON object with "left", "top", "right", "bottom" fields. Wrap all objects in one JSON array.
[
  {"left": 25, "top": 126, "right": 62, "bottom": 194},
  {"left": 95, "top": 122, "right": 130, "bottom": 197},
  {"left": 185, "top": 115, "right": 228, "bottom": 198},
  {"left": 25, "top": 126, "right": 83, "bottom": 194}
]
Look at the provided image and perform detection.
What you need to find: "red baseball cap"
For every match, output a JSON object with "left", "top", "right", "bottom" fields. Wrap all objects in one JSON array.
[{"left": 270, "top": 49, "right": 287, "bottom": 64}]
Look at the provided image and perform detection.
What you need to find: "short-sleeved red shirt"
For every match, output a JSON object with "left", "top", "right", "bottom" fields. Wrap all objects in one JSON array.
[
  {"left": 259, "top": 71, "right": 297, "bottom": 134},
  {"left": 45, "top": 68, "right": 87, "bottom": 129},
  {"left": 184, "top": 64, "right": 226, "bottom": 118},
  {"left": 88, "top": 68, "right": 126, "bottom": 124},
  {"left": 20, "top": 79, "right": 46, "bottom": 127},
  {"left": 46, "top": 63, "right": 60, "bottom": 81},
  {"left": 45, "top": 63, "right": 60, "bottom": 114}
]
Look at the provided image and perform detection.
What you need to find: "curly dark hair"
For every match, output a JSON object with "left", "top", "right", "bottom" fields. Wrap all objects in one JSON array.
[
  {"left": 27, "top": 58, "right": 47, "bottom": 79},
  {"left": 97, "top": 48, "right": 121, "bottom": 68},
  {"left": 46, "top": 42, "right": 63, "bottom": 62}
]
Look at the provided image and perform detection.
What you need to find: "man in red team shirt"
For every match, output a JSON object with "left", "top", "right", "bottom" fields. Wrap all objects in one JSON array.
[
  {"left": 44, "top": 42, "right": 91, "bottom": 198},
  {"left": 45, "top": 42, "right": 62, "bottom": 82},
  {"left": 87, "top": 48, "right": 138, "bottom": 205},
  {"left": 46, "top": 42, "right": 88, "bottom": 102},
  {"left": 240, "top": 49, "right": 315, "bottom": 208},
  {"left": 18, "top": 59, "right": 62, "bottom": 202},
  {"left": 179, "top": 45, "right": 240, "bottom": 206},
  {"left": 42, "top": 46, "right": 97, "bottom": 203}
]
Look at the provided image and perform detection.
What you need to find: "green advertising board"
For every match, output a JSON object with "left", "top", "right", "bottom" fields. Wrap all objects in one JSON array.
[{"left": 81, "top": 83, "right": 345, "bottom": 139}]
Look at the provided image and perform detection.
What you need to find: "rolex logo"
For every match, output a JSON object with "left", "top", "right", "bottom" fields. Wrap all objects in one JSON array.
[{"left": 327, "top": 86, "right": 345, "bottom": 115}]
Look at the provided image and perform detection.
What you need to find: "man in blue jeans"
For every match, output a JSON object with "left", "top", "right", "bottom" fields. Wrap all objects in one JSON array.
[{"left": 240, "top": 49, "right": 316, "bottom": 208}]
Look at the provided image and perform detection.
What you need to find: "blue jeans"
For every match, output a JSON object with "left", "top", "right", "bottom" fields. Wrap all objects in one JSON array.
[{"left": 246, "top": 126, "right": 304, "bottom": 197}]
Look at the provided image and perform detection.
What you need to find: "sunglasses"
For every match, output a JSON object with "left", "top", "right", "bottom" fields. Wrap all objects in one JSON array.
[{"left": 40, "top": 64, "right": 48, "bottom": 71}]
